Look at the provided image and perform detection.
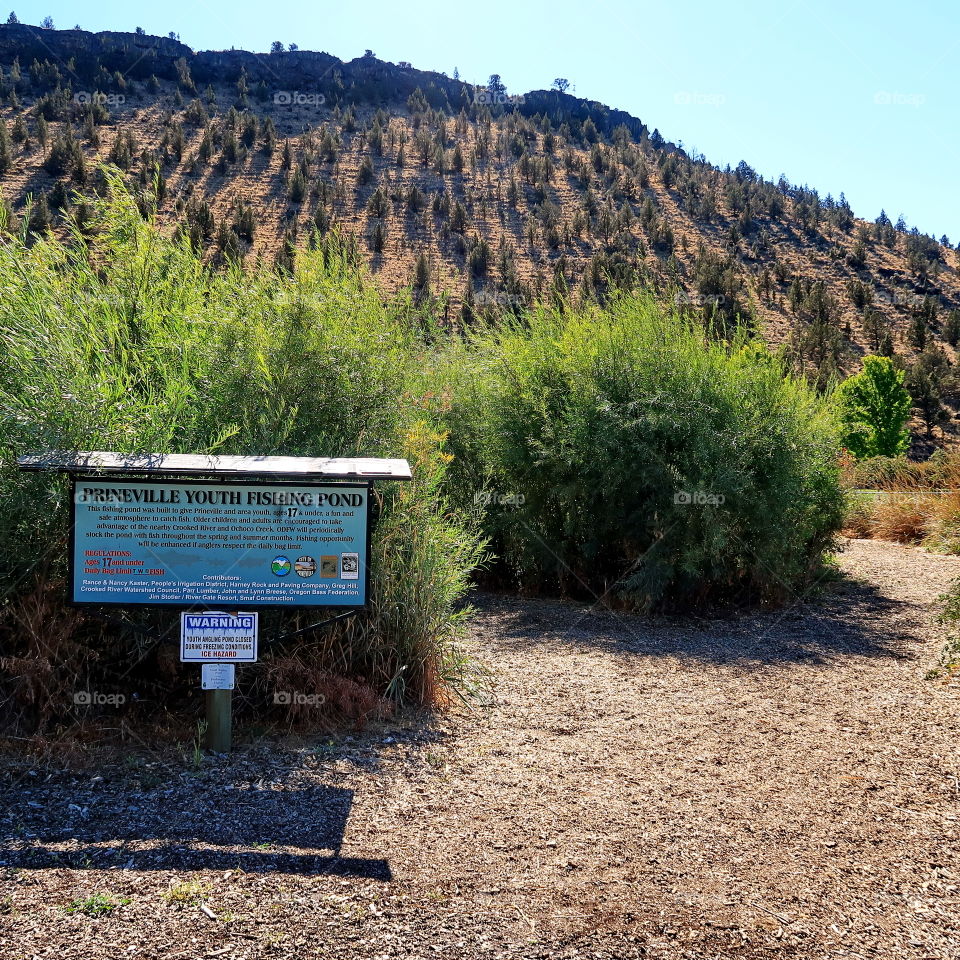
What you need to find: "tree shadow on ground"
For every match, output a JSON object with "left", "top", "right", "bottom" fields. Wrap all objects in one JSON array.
[
  {"left": 0, "top": 782, "right": 391, "bottom": 878},
  {"left": 472, "top": 572, "right": 923, "bottom": 669}
]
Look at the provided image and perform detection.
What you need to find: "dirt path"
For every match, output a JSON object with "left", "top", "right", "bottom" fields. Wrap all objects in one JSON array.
[{"left": 2, "top": 539, "right": 959, "bottom": 959}]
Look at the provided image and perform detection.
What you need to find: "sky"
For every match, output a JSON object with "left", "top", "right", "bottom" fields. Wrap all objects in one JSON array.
[{"left": 11, "top": 0, "right": 959, "bottom": 241}]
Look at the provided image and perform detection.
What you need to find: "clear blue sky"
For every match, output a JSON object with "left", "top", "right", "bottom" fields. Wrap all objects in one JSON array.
[{"left": 12, "top": 0, "right": 959, "bottom": 241}]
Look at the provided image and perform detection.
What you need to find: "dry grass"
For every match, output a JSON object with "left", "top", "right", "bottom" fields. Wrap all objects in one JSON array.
[
  {"left": 844, "top": 488, "right": 960, "bottom": 552},
  {"left": 868, "top": 496, "right": 931, "bottom": 543}
]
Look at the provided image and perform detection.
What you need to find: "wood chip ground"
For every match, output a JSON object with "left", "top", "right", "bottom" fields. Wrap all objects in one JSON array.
[{"left": 2, "top": 538, "right": 959, "bottom": 958}]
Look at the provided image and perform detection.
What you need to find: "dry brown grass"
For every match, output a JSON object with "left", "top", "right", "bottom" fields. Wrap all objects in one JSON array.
[
  {"left": 868, "top": 496, "right": 931, "bottom": 543},
  {"left": 843, "top": 488, "right": 960, "bottom": 553}
]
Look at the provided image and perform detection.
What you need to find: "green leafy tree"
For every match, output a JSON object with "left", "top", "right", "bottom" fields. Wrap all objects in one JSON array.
[{"left": 835, "top": 355, "right": 912, "bottom": 459}]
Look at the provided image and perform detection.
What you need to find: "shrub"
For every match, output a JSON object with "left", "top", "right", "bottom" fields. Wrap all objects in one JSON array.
[
  {"left": 0, "top": 173, "right": 484, "bottom": 733},
  {"left": 842, "top": 491, "right": 874, "bottom": 538},
  {"left": 443, "top": 294, "right": 844, "bottom": 610}
]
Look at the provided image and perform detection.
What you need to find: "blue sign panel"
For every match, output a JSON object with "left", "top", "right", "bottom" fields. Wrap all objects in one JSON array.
[{"left": 71, "top": 479, "right": 370, "bottom": 607}]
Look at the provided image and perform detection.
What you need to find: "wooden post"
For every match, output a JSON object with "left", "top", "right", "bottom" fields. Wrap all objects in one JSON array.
[{"left": 205, "top": 688, "right": 232, "bottom": 753}]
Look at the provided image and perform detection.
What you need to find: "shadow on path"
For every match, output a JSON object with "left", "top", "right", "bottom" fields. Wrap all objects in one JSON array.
[
  {"left": 473, "top": 573, "right": 920, "bottom": 669},
  {"left": 0, "top": 782, "right": 391, "bottom": 878}
]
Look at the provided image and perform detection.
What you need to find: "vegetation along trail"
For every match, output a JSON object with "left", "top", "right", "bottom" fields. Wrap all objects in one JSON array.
[{"left": 2, "top": 536, "right": 958, "bottom": 959}]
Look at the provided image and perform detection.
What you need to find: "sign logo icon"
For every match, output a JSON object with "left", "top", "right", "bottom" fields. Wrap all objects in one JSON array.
[
  {"left": 271, "top": 556, "right": 292, "bottom": 577},
  {"left": 295, "top": 556, "right": 317, "bottom": 578},
  {"left": 341, "top": 552, "right": 359, "bottom": 580},
  {"left": 320, "top": 555, "right": 338, "bottom": 578}
]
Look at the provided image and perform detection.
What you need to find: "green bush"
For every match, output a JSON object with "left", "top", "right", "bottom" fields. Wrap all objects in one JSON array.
[
  {"left": 444, "top": 294, "right": 844, "bottom": 610},
  {"left": 0, "top": 174, "right": 484, "bottom": 732}
]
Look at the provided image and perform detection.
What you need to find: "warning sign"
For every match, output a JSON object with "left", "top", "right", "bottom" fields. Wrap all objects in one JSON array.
[{"left": 180, "top": 611, "right": 259, "bottom": 662}]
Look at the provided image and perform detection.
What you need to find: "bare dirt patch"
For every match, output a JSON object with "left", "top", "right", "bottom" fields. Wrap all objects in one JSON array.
[{"left": 2, "top": 539, "right": 959, "bottom": 958}]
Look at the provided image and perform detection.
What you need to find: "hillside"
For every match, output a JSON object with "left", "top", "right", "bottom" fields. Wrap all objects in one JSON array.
[{"left": 1, "top": 23, "right": 959, "bottom": 443}]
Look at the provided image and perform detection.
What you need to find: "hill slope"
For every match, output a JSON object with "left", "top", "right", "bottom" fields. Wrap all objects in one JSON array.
[{"left": 0, "top": 23, "right": 958, "bottom": 441}]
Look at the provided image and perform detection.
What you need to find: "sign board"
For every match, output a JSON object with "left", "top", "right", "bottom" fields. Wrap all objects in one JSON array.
[
  {"left": 70, "top": 479, "right": 370, "bottom": 608},
  {"left": 181, "top": 611, "right": 259, "bottom": 662},
  {"left": 201, "top": 663, "right": 236, "bottom": 690}
]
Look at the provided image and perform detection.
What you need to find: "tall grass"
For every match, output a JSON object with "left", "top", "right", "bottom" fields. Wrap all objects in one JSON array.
[
  {"left": 840, "top": 452, "right": 960, "bottom": 551},
  {"left": 0, "top": 176, "right": 484, "bottom": 732},
  {"left": 443, "top": 294, "right": 845, "bottom": 610}
]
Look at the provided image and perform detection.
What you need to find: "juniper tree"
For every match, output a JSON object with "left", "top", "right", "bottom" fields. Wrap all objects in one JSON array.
[
  {"left": 908, "top": 313, "right": 927, "bottom": 352},
  {"left": 44, "top": 127, "right": 82, "bottom": 176},
  {"left": 944, "top": 309, "right": 960, "bottom": 347},
  {"left": 241, "top": 113, "right": 258, "bottom": 148},
  {"left": 47, "top": 178, "right": 69, "bottom": 210},
  {"left": 0, "top": 121, "right": 10, "bottom": 176},
  {"left": 26, "top": 194, "right": 51, "bottom": 235},
  {"left": 370, "top": 219, "right": 386, "bottom": 253},
  {"left": 11, "top": 115, "right": 27, "bottom": 145},
  {"left": 367, "top": 185, "right": 388, "bottom": 218},
  {"left": 174, "top": 57, "right": 195, "bottom": 93},
  {"left": 261, "top": 116, "right": 276, "bottom": 153},
  {"left": 313, "top": 203, "right": 330, "bottom": 235},
  {"left": 412, "top": 252, "right": 430, "bottom": 300},
  {"left": 221, "top": 126, "right": 239, "bottom": 164},
  {"left": 231, "top": 200, "right": 256, "bottom": 242},
  {"left": 287, "top": 168, "right": 306, "bottom": 203},
  {"left": 357, "top": 155, "right": 374, "bottom": 186}
]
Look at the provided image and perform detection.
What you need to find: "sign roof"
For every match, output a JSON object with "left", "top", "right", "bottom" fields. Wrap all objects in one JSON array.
[{"left": 17, "top": 450, "right": 412, "bottom": 480}]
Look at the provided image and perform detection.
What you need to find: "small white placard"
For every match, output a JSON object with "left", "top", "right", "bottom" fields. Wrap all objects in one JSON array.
[
  {"left": 201, "top": 663, "right": 235, "bottom": 690},
  {"left": 180, "top": 611, "right": 258, "bottom": 663}
]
